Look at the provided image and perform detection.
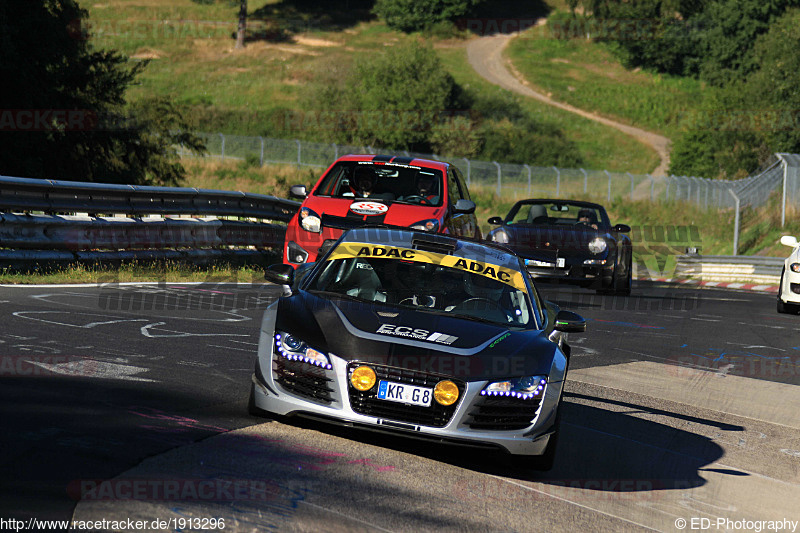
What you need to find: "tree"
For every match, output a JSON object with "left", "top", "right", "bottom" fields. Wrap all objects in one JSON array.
[
  {"left": 349, "top": 41, "right": 462, "bottom": 150},
  {"left": 0, "top": 0, "right": 204, "bottom": 185},
  {"left": 236, "top": 0, "right": 247, "bottom": 48},
  {"left": 373, "top": 0, "right": 485, "bottom": 32}
]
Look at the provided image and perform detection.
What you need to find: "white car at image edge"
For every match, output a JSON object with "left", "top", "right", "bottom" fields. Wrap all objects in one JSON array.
[{"left": 778, "top": 235, "right": 800, "bottom": 314}]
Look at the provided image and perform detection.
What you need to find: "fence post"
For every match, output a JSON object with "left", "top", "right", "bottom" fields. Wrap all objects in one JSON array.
[
  {"left": 581, "top": 168, "right": 587, "bottom": 194},
  {"left": 259, "top": 136, "right": 265, "bottom": 167},
  {"left": 219, "top": 133, "right": 225, "bottom": 162},
  {"left": 333, "top": 142, "right": 338, "bottom": 160},
  {"left": 665, "top": 176, "right": 670, "bottom": 201},
  {"left": 463, "top": 158, "right": 471, "bottom": 186},
  {"left": 777, "top": 153, "right": 788, "bottom": 227},
  {"left": 494, "top": 161, "right": 501, "bottom": 197},
  {"left": 649, "top": 174, "right": 654, "bottom": 202},
  {"left": 627, "top": 172, "right": 634, "bottom": 200},
  {"left": 729, "top": 189, "right": 740, "bottom": 256},
  {"left": 604, "top": 170, "right": 611, "bottom": 202},
  {"left": 295, "top": 140, "right": 302, "bottom": 167},
  {"left": 553, "top": 166, "right": 560, "bottom": 196},
  {"left": 524, "top": 164, "right": 531, "bottom": 195}
]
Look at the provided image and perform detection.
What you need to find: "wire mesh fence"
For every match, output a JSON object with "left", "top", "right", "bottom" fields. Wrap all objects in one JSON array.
[{"left": 183, "top": 133, "right": 798, "bottom": 211}]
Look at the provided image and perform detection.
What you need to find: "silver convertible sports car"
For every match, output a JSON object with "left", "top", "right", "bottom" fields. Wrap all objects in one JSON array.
[{"left": 250, "top": 227, "right": 585, "bottom": 470}]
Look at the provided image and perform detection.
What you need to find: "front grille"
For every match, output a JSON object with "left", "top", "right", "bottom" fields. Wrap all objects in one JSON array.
[
  {"left": 467, "top": 395, "right": 543, "bottom": 430},
  {"left": 321, "top": 214, "right": 363, "bottom": 231},
  {"left": 347, "top": 363, "right": 465, "bottom": 428},
  {"left": 273, "top": 357, "right": 334, "bottom": 404}
]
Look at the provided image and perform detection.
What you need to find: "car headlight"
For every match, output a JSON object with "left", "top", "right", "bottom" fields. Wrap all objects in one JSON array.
[
  {"left": 491, "top": 229, "right": 509, "bottom": 244},
  {"left": 273, "top": 332, "right": 332, "bottom": 369},
  {"left": 299, "top": 207, "right": 321, "bottom": 233},
  {"left": 791, "top": 263, "right": 800, "bottom": 273},
  {"left": 481, "top": 375, "right": 547, "bottom": 400},
  {"left": 410, "top": 219, "right": 439, "bottom": 232},
  {"left": 588, "top": 237, "right": 607, "bottom": 254}
]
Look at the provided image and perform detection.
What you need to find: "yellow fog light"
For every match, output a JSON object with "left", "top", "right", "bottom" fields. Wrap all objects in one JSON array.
[
  {"left": 350, "top": 366, "right": 376, "bottom": 391},
  {"left": 434, "top": 380, "right": 459, "bottom": 406}
]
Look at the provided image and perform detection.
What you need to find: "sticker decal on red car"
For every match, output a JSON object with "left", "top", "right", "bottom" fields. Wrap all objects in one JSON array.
[{"left": 349, "top": 201, "right": 389, "bottom": 216}]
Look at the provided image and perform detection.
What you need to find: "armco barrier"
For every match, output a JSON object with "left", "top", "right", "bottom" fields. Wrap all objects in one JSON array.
[
  {"left": 0, "top": 175, "right": 301, "bottom": 270},
  {"left": 0, "top": 175, "right": 787, "bottom": 285},
  {"left": 666, "top": 255, "right": 783, "bottom": 286}
]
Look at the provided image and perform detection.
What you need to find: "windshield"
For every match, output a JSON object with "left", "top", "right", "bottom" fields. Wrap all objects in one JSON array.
[
  {"left": 306, "top": 243, "right": 536, "bottom": 327},
  {"left": 313, "top": 162, "right": 444, "bottom": 206},
  {"left": 507, "top": 202, "right": 608, "bottom": 230}
]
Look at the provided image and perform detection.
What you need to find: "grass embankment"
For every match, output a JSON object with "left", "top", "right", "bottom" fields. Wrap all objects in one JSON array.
[
  {"left": 0, "top": 262, "right": 269, "bottom": 285},
  {"left": 505, "top": 17, "right": 705, "bottom": 139},
  {"left": 85, "top": 0, "right": 658, "bottom": 173}
]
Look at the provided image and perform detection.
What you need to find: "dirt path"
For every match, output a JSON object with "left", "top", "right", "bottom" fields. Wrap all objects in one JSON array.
[{"left": 466, "top": 33, "right": 671, "bottom": 177}]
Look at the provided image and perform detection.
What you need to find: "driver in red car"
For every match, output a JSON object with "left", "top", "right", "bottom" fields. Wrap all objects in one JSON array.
[{"left": 408, "top": 173, "right": 439, "bottom": 205}]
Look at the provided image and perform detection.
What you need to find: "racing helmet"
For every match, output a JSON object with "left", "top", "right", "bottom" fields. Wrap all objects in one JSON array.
[
  {"left": 577, "top": 208, "right": 598, "bottom": 225},
  {"left": 415, "top": 173, "right": 436, "bottom": 196},
  {"left": 354, "top": 166, "right": 376, "bottom": 195}
]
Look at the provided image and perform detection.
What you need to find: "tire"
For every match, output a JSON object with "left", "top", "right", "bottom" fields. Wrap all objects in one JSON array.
[{"left": 614, "top": 256, "right": 632, "bottom": 296}]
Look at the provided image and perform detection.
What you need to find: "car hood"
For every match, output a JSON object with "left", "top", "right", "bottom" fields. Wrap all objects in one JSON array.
[
  {"left": 494, "top": 224, "right": 611, "bottom": 259},
  {"left": 303, "top": 196, "right": 446, "bottom": 228},
  {"left": 275, "top": 291, "right": 558, "bottom": 381}
]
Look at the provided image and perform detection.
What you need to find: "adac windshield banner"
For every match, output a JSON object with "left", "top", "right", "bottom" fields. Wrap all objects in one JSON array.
[{"left": 326, "top": 242, "right": 528, "bottom": 292}]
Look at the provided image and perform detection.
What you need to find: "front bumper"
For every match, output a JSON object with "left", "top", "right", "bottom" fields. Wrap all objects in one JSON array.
[
  {"left": 252, "top": 323, "right": 565, "bottom": 456},
  {"left": 780, "top": 266, "right": 800, "bottom": 304},
  {"left": 525, "top": 258, "right": 613, "bottom": 286}
]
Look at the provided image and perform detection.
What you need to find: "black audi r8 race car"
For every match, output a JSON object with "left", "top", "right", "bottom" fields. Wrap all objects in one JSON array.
[
  {"left": 250, "top": 227, "right": 585, "bottom": 470},
  {"left": 486, "top": 199, "right": 633, "bottom": 295}
]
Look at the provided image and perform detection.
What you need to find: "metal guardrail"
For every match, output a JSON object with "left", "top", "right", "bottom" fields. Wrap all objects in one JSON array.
[
  {"left": 0, "top": 175, "right": 301, "bottom": 270},
  {"left": 672, "top": 255, "right": 784, "bottom": 285},
  {"left": 0, "top": 175, "right": 788, "bottom": 285},
  {"left": 0, "top": 175, "right": 301, "bottom": 220}
]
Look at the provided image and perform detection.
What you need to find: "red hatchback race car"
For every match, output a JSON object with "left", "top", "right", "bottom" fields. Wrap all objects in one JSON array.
[{"left": 282, "top": 154, "right": 481, "bottom": 265}]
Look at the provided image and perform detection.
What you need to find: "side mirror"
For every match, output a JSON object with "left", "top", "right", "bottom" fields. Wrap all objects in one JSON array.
[
  {"left": 780, "top": 235, "right": 798, "bottom": 248},
  {"left": 289, "top": 184, "right": 308, "bottom": 199},
  {"left": 488, "top": 216, "right": 503, "bottom": 225},
  {"left": 453, "top": 199, "right": 476, "bottom": 214},
  {"left": 553, "top": 310, "right": 586, "bottom": 333},
  {"left": 613, "top": 224, "right": 631, "bottom": 233},
  {"left": 264, "top": 263, "right": 295, "bottom": 287}
]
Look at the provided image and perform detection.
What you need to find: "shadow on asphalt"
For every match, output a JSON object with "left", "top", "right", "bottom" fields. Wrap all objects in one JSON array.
[{"left": 264, "top": 392, "right": 728, "bottom": 493}]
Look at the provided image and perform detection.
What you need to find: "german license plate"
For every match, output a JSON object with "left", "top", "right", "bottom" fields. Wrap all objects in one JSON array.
[
  {"left": 377, "top": 381, "right": 432, "bottom": 407},
  {"left": 527, "top": 258, "right": 566, "bottom": 268}
]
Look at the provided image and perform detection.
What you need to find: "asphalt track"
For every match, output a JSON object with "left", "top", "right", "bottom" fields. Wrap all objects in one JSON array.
[{"left": 0, "top": 281, "right": 798, "bottom": 531}]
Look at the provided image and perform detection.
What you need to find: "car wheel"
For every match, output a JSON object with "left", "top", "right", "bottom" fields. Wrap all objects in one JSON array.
[
  {"left": 527, "top": 404, "right": 562, "bottom": 471},
  {"left": 614, "top": 257, "right": 632, "bottom": 296}
]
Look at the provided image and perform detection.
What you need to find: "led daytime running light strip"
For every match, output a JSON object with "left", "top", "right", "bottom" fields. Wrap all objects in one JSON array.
[
  {"left": 480, "top": 380, "right": 546, "bottom": 400},
  {"left": 274, "top": 334, "right": 333, "bottom": 370}
]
